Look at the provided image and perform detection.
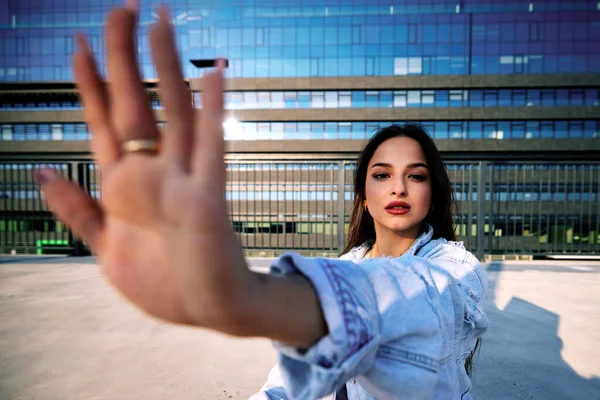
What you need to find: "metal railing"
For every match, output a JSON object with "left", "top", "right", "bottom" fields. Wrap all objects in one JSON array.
[{"left": 1, "top": 160, "right": 598, "bottom": 257}]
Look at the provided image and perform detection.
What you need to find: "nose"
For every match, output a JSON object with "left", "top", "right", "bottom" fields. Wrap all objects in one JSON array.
[{"left": 391, "top": 177, "right": 407, "bottom": 197}]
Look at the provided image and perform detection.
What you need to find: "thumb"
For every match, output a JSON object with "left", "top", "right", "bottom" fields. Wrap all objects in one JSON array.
[{"left": 34, "top": 168, "right": 104, "bottom": 252}]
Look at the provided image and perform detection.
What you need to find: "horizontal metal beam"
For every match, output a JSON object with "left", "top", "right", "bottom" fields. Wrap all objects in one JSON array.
[
  {"left": 3, "top": 75, "right": 599, "bottom": 93},
  {"left": 2, "top": 139, "right": 599, "bottom": 162},
  {"left": 0, "top": 110, "right": 167, "bottom": 123},
  {"left": 226, "top": 106, "right": 599, "bottom": 121},
  {"left": 2, "top": 106, "right": 598, "bottom": 124},
  {"left": 0, "top": 81, "right": 163, "bottom": 92},
  {"left": 191, "top": 74, "right": 600, "bottom": 91}
]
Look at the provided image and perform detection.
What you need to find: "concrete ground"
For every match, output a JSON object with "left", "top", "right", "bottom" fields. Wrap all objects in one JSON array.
[{"left": 0, "top": 256, "right": 599, "bottom": 400}]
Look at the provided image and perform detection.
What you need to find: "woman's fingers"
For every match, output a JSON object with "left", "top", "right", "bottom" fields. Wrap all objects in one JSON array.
[
  {"left": 73, "top": 34, "right": 120, "bottom": 169},
  {"left": 192, "top": 61, "right": 226, "bottom": 183},
  {"left": 34, "top": 168, "right": 104, "bottom": 252},
  {"left": 150, "top": 6, "right": 195, "bottom": 172},
  {"left": 106, "top": 6, "right": 160, "bottom": 143}
]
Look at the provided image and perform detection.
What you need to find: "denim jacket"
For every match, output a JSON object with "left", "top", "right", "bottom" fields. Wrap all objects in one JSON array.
[{"left": 249, "top": 225, "right": 489, "bottom": 400}]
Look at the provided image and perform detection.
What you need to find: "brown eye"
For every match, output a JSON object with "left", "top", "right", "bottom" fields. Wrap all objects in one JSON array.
[
  {"left": 409, "top": 174, "right": 427, "bottom": 182},
  {"left": 373, "top": 173, "right": 389, "bottom": 180}
]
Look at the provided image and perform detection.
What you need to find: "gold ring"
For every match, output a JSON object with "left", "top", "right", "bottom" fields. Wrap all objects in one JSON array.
[{"left": 121, "top": 139, "right": 161, "bottom": 155}]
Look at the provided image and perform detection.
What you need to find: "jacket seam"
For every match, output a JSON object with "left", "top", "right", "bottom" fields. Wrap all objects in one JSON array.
[{"left": 376, "top": 345, "right": 441, "bottom": 372}]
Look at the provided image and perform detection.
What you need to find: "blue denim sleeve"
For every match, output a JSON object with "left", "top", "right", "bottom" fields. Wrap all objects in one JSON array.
[
  {"left": 416, "top": 241, "right": 489, "bottom": 363},
  {"left": 268, "top": 253, "right": 447, "bottom": 400}
]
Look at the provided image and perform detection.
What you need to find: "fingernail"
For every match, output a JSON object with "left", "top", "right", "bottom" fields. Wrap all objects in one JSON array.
[
  {"left": 216, "top": 58, "right": 227, "bottom": 70},
  {"left": 33, "top": 169, "right": 56, "bottom": 186},
  {"left": 125, "top": 0, "right": 139, "bottom": 12},
  {"left": 158, "top": 5, "right": 171, "bottom": 24}
]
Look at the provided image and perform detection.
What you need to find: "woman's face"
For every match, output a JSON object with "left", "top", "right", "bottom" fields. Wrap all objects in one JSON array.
[{"left": 364, "top": 136, "right": 432, "bottom": 239}]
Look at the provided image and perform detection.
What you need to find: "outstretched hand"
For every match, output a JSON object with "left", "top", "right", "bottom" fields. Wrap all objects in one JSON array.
[{"left": 35, "top": 4, "right": 251, "bottom": 329}]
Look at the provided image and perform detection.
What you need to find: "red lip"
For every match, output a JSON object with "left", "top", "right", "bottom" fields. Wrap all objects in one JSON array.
[
  {"left": 386, "top": 201, "right": 411, "bottom": 209},
  {"left": 385, "top": 201, "right": 411, "bottom": 215}
]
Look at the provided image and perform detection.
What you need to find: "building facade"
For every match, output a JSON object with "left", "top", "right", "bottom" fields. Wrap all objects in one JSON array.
[{"left": 1, "top": 0, "right": 599, "bottom": 257}]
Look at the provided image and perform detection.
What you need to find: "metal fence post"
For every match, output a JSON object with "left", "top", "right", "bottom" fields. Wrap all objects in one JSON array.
[
  {"left": 337, "top": 161, "right": 346, "bottom": 255},
  {"left": 476, "top": 161, "right": 487, "bottom": 261},
  {"left": 487, "top": 162, "right": 495, "bottom": 253},
  {"left": 70, "top": 161, "right": 90, "bottom": 256}
]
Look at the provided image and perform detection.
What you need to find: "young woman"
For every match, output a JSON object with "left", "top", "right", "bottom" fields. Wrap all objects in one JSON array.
[
  {"left": 251, "top": 124, "right": 487, "bottom": 400},
  {"left": 34, "top": 3, "right": 488, "bottom": 399}
]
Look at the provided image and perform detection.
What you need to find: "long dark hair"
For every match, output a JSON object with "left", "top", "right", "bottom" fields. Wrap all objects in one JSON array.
[{"left": 341, "top": 123, "right": 480, "bottom": 377}]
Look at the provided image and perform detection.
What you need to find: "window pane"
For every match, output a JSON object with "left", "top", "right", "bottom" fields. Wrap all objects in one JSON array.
[
  {"left": 339, "top": 91, "right": 352, "bottom": 108},
  {"left": 311, "top": 92, "right": 324, "bottom": 108},
  {"left": 394, "top": 91, "right": 407, "bottom": 107},
  {"left": 325, "top": 92, "right": 338, "bottom": 108}
]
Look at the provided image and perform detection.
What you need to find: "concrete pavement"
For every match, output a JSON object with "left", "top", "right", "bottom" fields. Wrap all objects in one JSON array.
[{"left": 0, "top": 256, "right": 599, "bottom": 399}]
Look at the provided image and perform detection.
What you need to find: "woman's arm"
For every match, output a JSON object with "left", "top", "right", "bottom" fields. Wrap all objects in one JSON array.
[{"left": 234, "top": 272, "right": 328, "bottom": 348}]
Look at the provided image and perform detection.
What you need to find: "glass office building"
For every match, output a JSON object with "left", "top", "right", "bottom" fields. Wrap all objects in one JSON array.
[
  {"left": 1, "top": 0, "right": 599, "bottom": 81},
  {"left": 1, "top": 0, "right": 599, "bottom": 256}
]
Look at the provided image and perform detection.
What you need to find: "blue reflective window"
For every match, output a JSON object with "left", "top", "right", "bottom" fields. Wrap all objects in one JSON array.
[
  {"left": 408, "top": 24, "right": 418, "bottom": 43},
  {"left": 295, "top": 58, "right": 308, "bottom": 76},
  {"left": 435, "top": 122, "right": 449, "bottom": 139},
  {"left": 284, "top": 122, "right": 296, "bottom": 140},
  {"left": 339, "top": 123, "right": 351, "bottom": 139},
  {"left": 366, "top": 91, "right": 379, "bottom": 108},
  {"left": 351, "top": 122, "right": 366, "bottom": 139},
  {"left": 583, "top": 121, "right": 597, "bottom": 138},
  {"left": 512, "top": 122, "right": 525, "bottom": 139},
  {"left": 298, "top": 122, "right": 310, "bottom": 140},
  {"left": 554, "top": 89, "right": 570, "bottom": 106},
  {"left": 14, "top": 125, "right": 26, "bottom": 140},
  {"left": 352, "top": 91, "right": 365, "bottom": 108},
  {"left": 380, "top": 91, "right": 393, "bottom": 108},
  {"left": 526, "top": 121, "right": 540, "bottom": 139},
  {"left": 541, "top": 89, "right": 555, "bottom": 106},
  {"left": 312, "top": 123, "right": 324, "bottom": 139},
  {"left": 435, "top": 90, "right": 449, "bottom": 107},
  {"left": 284, "top": 92, "right": 296, "bottom": 109},
  {"left": 527, "top": 89, "right": 540, "bottom": 106},
  {"left": 75, "top": 124, "right": 88, "bottom": 140},
  {"left": 38, "top": 124, "right": 50, "bottom": 141},
  {"left": 484, "top": 90, "right": 497, "bottom": 107},
  {"left": 498, "top": 90, "right": 512, "bottom": 107},
  {"left": 469, "top": 90, "right": 483, "bottom": 107},
  {"left": 63, "top": 124, "right": 75, "bottom": 140},
  {"left": 468, "top": 122, "right": 483, "bottom": 139},
  {"left": 324, "top": 122, "right": 338, "bottom": 140},
  {"left": 569, "top": 121, "right": 583, "bottom": 138},
  {"left": 584, "top": 89, "right": 599, "bottom": 106},
  {"left": 541, "top": 121, "right": 554, "bottom": 138},
  {"left": 423, "top": 25, "right": 436, "bottom": 43},
  {"left": 297, "top": 92, "right": 310, "bottom": 108},
  {"left": 571, "top": 89, "right": 585, "bottom": 106},
  {"left": 449, "top": 122, "right": 465, "bottom": 139}
]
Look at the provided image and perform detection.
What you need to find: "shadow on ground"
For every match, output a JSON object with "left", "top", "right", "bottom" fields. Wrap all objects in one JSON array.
[{"left": 471, "top": 262, "right": 600, "bottom": 399}]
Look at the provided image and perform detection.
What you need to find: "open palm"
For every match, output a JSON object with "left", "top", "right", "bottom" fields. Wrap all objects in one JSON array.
[{"left": 36, "top": 5, "right": 249, "bottom": 326}]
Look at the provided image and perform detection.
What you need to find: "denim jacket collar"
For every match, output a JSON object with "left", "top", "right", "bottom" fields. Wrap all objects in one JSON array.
[{"left": 344, "top": 223, "right": 435, "bottom": 263}]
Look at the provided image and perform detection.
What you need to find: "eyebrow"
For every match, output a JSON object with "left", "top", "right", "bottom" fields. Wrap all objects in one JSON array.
[{"left": 371, "top": 162, "right": 429, "bottom": 169}]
